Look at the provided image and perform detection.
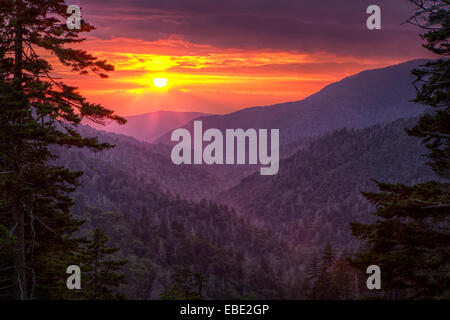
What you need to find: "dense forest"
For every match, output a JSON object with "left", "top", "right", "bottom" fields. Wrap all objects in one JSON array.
[
  {"left": 60, "top": 147, "right": 296, "bottom": 299},
  {"left": 49, "top": 115, "right": 438, "bottom": 299},
  {"left": 222, "top": 118, "right": 437, "bottom": 248},
  {"left": 0, "top": 0, "right": 448, "bottom": 300}
]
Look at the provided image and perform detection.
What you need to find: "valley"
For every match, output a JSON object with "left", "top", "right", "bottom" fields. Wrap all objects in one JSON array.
[{"left": 56, "top": 59, "right": 437, "bottom": 299}]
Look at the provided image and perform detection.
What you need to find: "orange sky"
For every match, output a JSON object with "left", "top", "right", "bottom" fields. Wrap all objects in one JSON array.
[
  {"left": 47, "top": 35, "right": 421, "bottom": 117},
  {"left": 45, "top": 0, "right": 432, "bottom": 117}
]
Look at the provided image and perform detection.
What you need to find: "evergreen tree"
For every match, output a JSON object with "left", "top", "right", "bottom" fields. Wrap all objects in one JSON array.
[
  {"left": 330, "top": 254, "right": 355, "bottom": 300},
  {"left": 0, "top": 224, "right": 15, "bottom": 253},
  {"left": 306, "top": 255, "right": 319, "bottom": 283},
  {"left": 308, "top": 245, "right": 336, "bottom": 299},
  {"left": 408, "top": 0, "right": 450, "bottom": 179},
  {"left": 322, "top": 243, "right": 336, "bottom": 271},
  {"left": 80, "top": 228, "right": 127, "bottom": 300},
  {"left": 299, "top": 277, "right": 311, "bottom": 299},
  {"left": 304, "top": 254, "right": 321, "bottom": 299},
  {"left": 350, "top": 0, "right": 449, "bottom": 299},
  {"left": 0, "top": 0, "right": 125, "bottom": 299},
  {"left": 312, "top": 263, "right": 332, "bottom": 299},
  {"left": 161, "top": 266, "right": 208, "bottom": 300}
]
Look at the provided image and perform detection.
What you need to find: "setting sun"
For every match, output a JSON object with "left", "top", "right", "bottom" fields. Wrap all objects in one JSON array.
[{"left": 153, "top": 78, "right": 168, "bottom": 88}]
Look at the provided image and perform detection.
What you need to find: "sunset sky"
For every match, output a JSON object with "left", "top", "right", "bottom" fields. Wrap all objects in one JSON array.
[{"left": 57, "top": 0, "right": 433, "bottom": 116}]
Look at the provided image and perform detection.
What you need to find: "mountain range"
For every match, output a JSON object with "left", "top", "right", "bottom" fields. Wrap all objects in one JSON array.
[
  {"left": 155, "top": 59, "right": 428, "bottom": 147},
  {"left": 65, "top": 59, "right": 436, "bottom": 299}
]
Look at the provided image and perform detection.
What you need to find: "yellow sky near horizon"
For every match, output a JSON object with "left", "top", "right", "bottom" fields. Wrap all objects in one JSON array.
[{"left": 50, "top": 36, "right": 408, "bottom": 117}]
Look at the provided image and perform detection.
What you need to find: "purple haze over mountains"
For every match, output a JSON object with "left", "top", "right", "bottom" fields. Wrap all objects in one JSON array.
[{"left": 88, "top": 110, "right": 211, "bottom": 143}]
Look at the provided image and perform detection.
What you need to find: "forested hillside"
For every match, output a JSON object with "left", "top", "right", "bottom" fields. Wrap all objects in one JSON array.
[
  {"left": 49, "top": 116, "right": 439, "bottom": 299},
  {"left": 67, "top": 126, "right": 228, "bottom": 200},
  {"left": 221, "top": 118, "right": 438, "bottom": 256},
  {"left": 55, "top": 147, "right": 297, "bottom": 299}
]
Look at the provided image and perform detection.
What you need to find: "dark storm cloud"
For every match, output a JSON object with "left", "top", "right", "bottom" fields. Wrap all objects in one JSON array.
[{"left": 76, "top": 0, "right": 426, "bottom": 58}]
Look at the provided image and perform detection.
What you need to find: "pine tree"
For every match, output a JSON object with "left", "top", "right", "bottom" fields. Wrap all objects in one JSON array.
[
  {"left": 304, "top": 255, "right": 320, "bottom": 299},
  {"left": 160, "top": 266, "right": 208, "bottom": 300},
  {"left": 330, "top": 254, "right": 355, "bottom": 300},
  {"left": 350, "top": 0, "right": 449, "bottom": 299},
  {"left": 80, "top": 228, "right": 127, "bottom": 300},
  {"left": 322, "top": 243, "right": 336, "bottom": 270},
  {"left": 0, "top": 0, "right": 125, "bottom": 299},
  {"left": 313, "top": 263, "right": 332, "bottom": 299},
  {"left": 306, "top": 255, "right": 319, "bottom": 283},
  {"left": 408, "top": 0, "right": 450, "bottom": 179},
  {"left": 0, "top": 224, "right": 15, "bottom": 253},
  {"left": 308, "top": 245, "right": 337, "bottom": 299}
]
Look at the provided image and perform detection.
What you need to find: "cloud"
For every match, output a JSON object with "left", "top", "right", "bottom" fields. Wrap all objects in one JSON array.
[
  {"left": 57, "top": 0, "right": 433, "bottom": 116},
  {"left": 75, "top": 0, "right": 427, "bottom": 59}
]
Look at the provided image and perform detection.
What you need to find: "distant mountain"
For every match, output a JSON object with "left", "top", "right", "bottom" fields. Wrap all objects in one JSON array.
[
  {"left": 63, "top": 125, "right": 227, "bottom": 200},
  {"left": 89, "top": 110, "right": 212, "bottom": 143},
  {"left": 220, "top": 118, "right": 437, "bottom": 254},
  {"left": 156, "top": 59, "right": 428, "bottom": 146}
]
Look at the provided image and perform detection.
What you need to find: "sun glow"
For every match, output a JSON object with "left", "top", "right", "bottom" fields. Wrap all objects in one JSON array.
[
  {"left": 153, "top": 78, "right": 168, "bottom": 88},
  {"left": 64, "top": 37, "right": 396, "bottom": 115}
]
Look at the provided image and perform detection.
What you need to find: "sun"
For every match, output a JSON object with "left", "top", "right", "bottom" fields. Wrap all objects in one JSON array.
[{"left": 153, "top": 78, "right": 168, "bottom": 88}]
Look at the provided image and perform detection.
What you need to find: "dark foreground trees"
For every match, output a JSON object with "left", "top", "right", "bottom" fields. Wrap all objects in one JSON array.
[
  {"left": 161, "top": 266, "right": 208, "bottom": 300},
  {"left": 0, "top": 0, "right": 125, "bottom": 299},
  {"left": 350, "top": 0, "right": 449, "bottom": 299},
  {"left": 79, "top": 229, "right": 127, "bottom": 300}
]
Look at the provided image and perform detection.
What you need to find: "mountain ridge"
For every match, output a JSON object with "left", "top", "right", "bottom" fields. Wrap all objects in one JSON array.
[{"left": 155, "top": 59, "right": 429, "bottom": 146}]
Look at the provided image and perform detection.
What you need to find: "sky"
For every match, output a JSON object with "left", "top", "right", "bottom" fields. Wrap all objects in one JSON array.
[{"left": 56, "top": 0, "right": 433, "bottom": 116}]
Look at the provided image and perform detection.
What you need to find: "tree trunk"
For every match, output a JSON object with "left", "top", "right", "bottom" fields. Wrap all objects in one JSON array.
[
  {"left": 11, "top": 0, "right": 27, "bottom": 300},
  {"left": 12, "top": 195, "right": 26, "bottom": 300}
]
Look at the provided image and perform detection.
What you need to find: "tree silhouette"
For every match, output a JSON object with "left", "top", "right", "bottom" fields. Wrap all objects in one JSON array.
[
  {"left": 80, "top": 229, "right": 127, "bottom": 300},
  {"left": 0, "top": 0, "right": 125, "bottom": 299},
  {"left": 350, "top": 0, "right": 449, "bottom": 299},
  {"left": 161, "top": 266, "right": 208, "bottom": 300}
]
